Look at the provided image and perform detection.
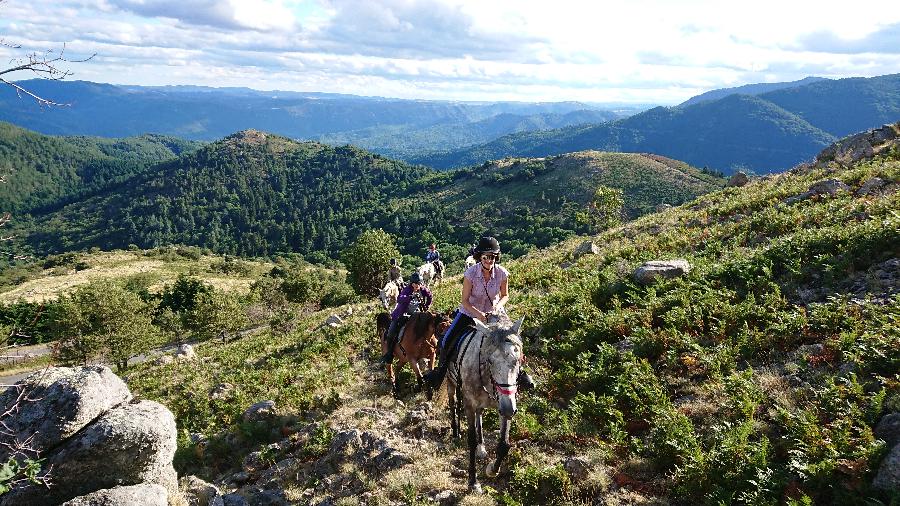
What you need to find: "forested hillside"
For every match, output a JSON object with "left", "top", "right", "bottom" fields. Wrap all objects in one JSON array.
[
  {"left": 11, "top": 129, "right": 723, "bottom": 261},
  {"left": 0, "top": 122, "right": 202, "bottom": 213},
  {"left": 415, "top": 73, "right": 900, "bottom": 173},
  {"left": 115, "top": 123, "right": 899, "bottom": 505}
]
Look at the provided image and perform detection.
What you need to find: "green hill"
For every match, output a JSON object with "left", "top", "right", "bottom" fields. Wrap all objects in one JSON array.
[
  {"left": 15, "top": 129, "right": 723, "bottom": 261},
  {"left": 0, "top": 122, "right": 202, "bottom": 214},
  {"left": 117, "top": 124, "right": 899, "bottom": 504},
  {"left": 415, "top": 74, "right": 900, "bottom": 173}
]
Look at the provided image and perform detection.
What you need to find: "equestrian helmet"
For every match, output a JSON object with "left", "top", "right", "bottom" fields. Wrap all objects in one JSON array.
[
  {"left": 409, "top": 272, "right": 422, "bottom": 284},
  {"left": 476, "top": 236, "right": 500, "bottom": 254},
  {"left": 389, "top": 258, "right": 397, "bottom": 266}
]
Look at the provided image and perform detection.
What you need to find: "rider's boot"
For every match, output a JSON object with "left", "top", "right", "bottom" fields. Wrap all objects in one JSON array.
[
  {"left": 424, "top": 343, "right": 451, "bottom": 388},
  {"left": 381, "top": 321, "right": 400, "bottom": 365},
  {"left": 517, "top": 370, "right": 536, "bottom": 391}
]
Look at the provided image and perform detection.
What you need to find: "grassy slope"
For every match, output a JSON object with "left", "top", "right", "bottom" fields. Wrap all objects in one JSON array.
[{"left": 124, "top": 137, "right": 898, "bottom": 503}]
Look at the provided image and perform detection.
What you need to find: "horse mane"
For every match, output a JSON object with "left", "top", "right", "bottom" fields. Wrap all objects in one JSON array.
[{"left": 410, "top": 312, "right": 437, "bottom": 343}]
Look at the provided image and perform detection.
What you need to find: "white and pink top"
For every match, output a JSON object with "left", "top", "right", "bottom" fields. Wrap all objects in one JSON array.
[{"left": 460, "top": 262, "right": 509, "bottom": 318}]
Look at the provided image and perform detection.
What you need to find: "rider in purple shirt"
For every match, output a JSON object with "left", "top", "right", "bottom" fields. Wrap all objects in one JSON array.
[{"left": 381, "top": 271, "right": 433, "bottom": 364}]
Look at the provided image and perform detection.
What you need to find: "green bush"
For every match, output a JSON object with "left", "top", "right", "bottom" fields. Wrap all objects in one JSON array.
[{"left": 340, "top": 229, "right": 400, "bottom": 295}]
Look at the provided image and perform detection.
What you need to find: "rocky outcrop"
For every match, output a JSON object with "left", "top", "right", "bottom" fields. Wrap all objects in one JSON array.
[
  {"left": 874, "top": 443, "right": 900, "bottom": 491},
  {"left": 784, "top": 178, "right": 851, "bottom": 205},
  {"left": 811, "top": 122, "right": 900, "bottom": 168},
  {"left": 60, "top": 484, "right": 168, "bottom": 506},
  {"left": 574, "top": 240, "right": 600, "bottom": 258},
  {"left": 0, "top": 367, "right": 178, "bottom": 506},
  {"left": 0, "top": 366, "right": 132, "bottom": 462},
  {"left": 728, "top": 172, "right": 749, "bottom": 187},
  {"left": 634, "top": 260, "right": 692, "bottom": 285}
]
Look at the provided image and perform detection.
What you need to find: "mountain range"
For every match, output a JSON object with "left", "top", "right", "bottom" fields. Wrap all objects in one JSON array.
[{"left": 414, "top": 73, "right": 900, "bottom": 173}]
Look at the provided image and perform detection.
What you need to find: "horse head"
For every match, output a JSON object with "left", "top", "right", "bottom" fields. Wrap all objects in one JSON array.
[{"left": 473, "top": 316, "right": 525, "bottom": 418}]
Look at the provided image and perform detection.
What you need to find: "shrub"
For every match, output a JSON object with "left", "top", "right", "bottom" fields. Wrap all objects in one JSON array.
[{"left": 340, "top": 229, "right": 400, "bottom": 295}]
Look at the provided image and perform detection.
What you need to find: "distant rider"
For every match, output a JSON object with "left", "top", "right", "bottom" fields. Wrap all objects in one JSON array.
[
  {"left": 381, "top": 271, "right": 433, "bottom": 364},
  {"left": 425, "top": 243, "right": 443, "bottom": 276},
  {"left": 388, "top": 258, "right": 403, "bottom": 287}
]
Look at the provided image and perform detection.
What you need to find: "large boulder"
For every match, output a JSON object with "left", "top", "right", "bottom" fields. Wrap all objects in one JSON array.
[
  {"left": 728, "top": 172, "right": 749, "bottom": 187},
  {"left": 876, "top": 413, "right": 900, "bottom": 446},
  {"left": 60, "top": 484, "right": 168, "bottom": 506},
  {"left": 574, "top": 240, "right": 600, "bottom": 258},
  {"left": 874, "top": 443, "right": 900, "bottom": 490},
  {"left": 0, "top": 366, "right": 132, "bottom": 462},
  {"left": 633, "top": 260, "right": 692, "bottom": 285},
  {"left": 2, "top": 400, "right": 178, "bottom": 506}
]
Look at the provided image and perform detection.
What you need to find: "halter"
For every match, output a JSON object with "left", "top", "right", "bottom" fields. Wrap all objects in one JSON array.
[{"left": 478, "top": 333, "right": 521, "bottom": 400}]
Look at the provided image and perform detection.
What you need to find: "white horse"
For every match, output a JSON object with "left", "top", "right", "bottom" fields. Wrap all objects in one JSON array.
[
  {"left": 418, "top": 262, "right": 436, "bottom": 287},
  {"left": 378, "top": 280, "right": 400, "bottom": 309},
  {"left": 465, "top": 256, "right": 476, "bottom": 270}
]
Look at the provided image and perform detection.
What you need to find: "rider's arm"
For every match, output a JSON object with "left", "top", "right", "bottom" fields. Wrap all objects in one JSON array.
[
  {"left": 460, "top": 276, "right": 486, "bottom": 322},
  {"left": 495, "top": 277, "right": 509, "bottom": 312},
  {"left": 391, "top": 287, "right": 411, "bottom": 320},
  {"left": 422, "top": 287, "right": 433, "bottom": 311}
]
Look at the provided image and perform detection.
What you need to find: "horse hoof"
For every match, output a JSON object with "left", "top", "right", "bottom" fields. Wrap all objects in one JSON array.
[
  {"left": 468, "top": 482, "right": 482, "bottom": 494},
  {"left": 476, "top": 444, "right": 487, "bottom": 460},
  {"left": 485, "top": 462, "right": 498, "bottom": 478}
]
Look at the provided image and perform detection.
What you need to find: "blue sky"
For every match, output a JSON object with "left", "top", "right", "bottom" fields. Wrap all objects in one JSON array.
[{"left": 1, "top": 0, "right": 898, "bottom": 104}]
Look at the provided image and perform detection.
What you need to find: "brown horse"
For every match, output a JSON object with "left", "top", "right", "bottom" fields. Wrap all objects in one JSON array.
[{"left": 376, "top": 311, "right": 450, "bottom": 395}]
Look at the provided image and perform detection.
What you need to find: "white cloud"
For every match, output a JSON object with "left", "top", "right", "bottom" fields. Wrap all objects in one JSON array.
[{"left": 1, "top": 0, "right": 898, "bottom": 103}]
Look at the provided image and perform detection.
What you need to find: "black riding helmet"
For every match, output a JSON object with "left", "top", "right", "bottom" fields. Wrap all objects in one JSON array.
[
  {"left": 474, "top": 236, "right": 501, "bottom": 261},
  {"left": 390, "top": 258, "right": 397, "bottom": 266},
  {"left": 409, "top": 272, "right": 422, "bottom": 284}
]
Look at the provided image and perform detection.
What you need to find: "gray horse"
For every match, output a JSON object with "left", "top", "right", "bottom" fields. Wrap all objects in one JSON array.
[{"left": 443, "top": 315, "right": 524, "bottom": 492}]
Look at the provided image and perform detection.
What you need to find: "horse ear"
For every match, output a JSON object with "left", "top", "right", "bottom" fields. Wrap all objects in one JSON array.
[
  {"left": 512, "top": 316, "right": 525, "bottom": 334},
  {"left": 472, "top": 318, "right": 491, "bottom": 335}
]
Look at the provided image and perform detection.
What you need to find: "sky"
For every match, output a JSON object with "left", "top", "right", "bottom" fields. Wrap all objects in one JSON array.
[{"left": 1, "top": 0, "right": 899, "bottom": 105}]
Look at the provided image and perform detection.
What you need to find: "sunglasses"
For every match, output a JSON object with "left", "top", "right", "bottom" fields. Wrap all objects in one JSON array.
[{"left": 481, "top": 254, "right": 497, "bottom": 261}]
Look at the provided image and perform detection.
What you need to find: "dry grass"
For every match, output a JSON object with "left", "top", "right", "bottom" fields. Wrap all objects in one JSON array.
[{"left": 0, "top": 251, "right": 268, "bottom": 303}]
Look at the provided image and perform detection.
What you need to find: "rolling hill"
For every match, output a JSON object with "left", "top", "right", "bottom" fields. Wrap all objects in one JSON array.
[
  {"left": 9, "top": 128, "right": 723, "bottom": 261},
  {"left": 678, "top": 76, "right": 829, "bottom": 107}
]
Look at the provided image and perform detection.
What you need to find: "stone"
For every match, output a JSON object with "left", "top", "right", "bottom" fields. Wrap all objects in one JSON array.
[
  {"left": 325, "top": 314, "right": 343, "bottom": 326},
  {"left": 0, "top": 366, "right": 132, "bottom": 462},
  {"left": 809, "top": 178, "right": 850, "bottom": 196},
  {"left": 574, "top": 241, "right": 600, "bottom": 258},
  {"left": 633, "top": 260, "right": 691, "bottom": 285},
  {"left": 728, "top": 172, "right": 750, "bottom": 187},
  {"left": 243, "top": 400, "right": 277, "bottom": 423},
  {"left": 564, "top": 456, "right": 592, "bottom": 482},
  {"left": 655, "top": 203, "right": 673, "bottom": 212},
  {"left": 874, "top": 443, "right": 900, "bottom": 490},
  {"left": 241, "top": 487, "right": 288, "bottom": 506},
  {"left": 176, "top": 344, "right": 197, "bottom": 361},
  {"left": 876, "top": 413, "right": 900, "bottom": 447},
  {"left": 180, "top": 475, "right": 220, "bottom": 506},
  {"left": 59, "top": 484, "right": 168, "bottom": 506},
  {"left": 857, "top": 177, "right": 888, "bottom": 196},
  {"left": 3, "top": 400, "right": 178, "bottom": 506}
]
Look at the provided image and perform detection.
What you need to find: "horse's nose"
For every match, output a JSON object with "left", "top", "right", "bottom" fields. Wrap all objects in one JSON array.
[{"left": 499, "top": 395, "right": 516, "bottom": 418}]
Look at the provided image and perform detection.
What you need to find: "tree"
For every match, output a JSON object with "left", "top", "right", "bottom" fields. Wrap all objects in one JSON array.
[
  {"left": 52, "top": 281, "right": 161, "bottom": 371},
  {"left": 341, "top": 229, "right": 400, "bottom": 295},
  {"left": 188, "top": 291, "right": 249, "bottom": 341},
  {"left": 576, "top": 185, "right": 624, "bottom": 232}
]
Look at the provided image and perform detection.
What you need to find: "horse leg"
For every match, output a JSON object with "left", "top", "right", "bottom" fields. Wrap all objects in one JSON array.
[
  {"left": 410, "top": 358, "right": 424, "bottom": 393},
  {"left": 448, "top": 382, "right": 460, "bottom": 439},
  {"left": 387, "top": 362, "right": 399, "bottom": 397},
  {"left": 486, "top": 416, "right": 512, "bottom": 478},
  {"left": 474, "top": 407, "right": 487, "bottom": 459},
  {"left": 466, "top": 407, "right": 482, "bottom": 493}
]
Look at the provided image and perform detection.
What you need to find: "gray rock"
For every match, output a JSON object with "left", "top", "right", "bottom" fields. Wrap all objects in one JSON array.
[
  {"left": 876, "top": 413, "right": 900, "bottom": 447},
  {"left": 574, "top": 241, "right": 600, "bottom": 258},
  {"left": 60, "top": 484, "right": 168, "bottom": 506},
  {"left": 809, "top": 178, "right": 851, "bottom": 196},
  {"left": 241, "top": 487, "right": 288, "bottom": 506},
  {"left": 243, "top": 400, "right": 277, "bottom": 423},
  {"left": 857, "top": 177, "right": 888, "bottom": 196},
  {"left": 728, "top": 172, "right": 749, "bottom": 187},
  {"left": 180, "top": 475, "right": 220, "bottom": 506},
  {"left": 633, "top": 260, "right": 691, "bottom": 285},
  {"left": 325, "top": 314, "right": 343, "bottom": 326},
  {"left": 655, "top": 203, "right": 673, "bottom": 212},
  {"left": 874, "top": 442, "right": 900, "bottom": 490},
  {"left": 176, "top": 344, "right": 197, "bottom": 361},
  {"left": 3, "top": 400, "right": 178, "bottom": 506},
  {"left": 564, "top": 456, "right": 592, "bottom": 482},
  {"left": 0, "top": 366, "right": 132, "bottom": 462}
]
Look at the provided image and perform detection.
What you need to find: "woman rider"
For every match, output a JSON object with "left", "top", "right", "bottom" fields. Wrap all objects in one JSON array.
[
  {"left": 424, "top": 236, "right": 534, "bottom": 390},
  {"left": 381, "top": 271, "right": 433, "bottom": 364}
]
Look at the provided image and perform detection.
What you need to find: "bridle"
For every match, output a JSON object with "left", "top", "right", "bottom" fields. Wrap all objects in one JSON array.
[{"left": 478, "top": 334, "right": 522, "bottom": 400}]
